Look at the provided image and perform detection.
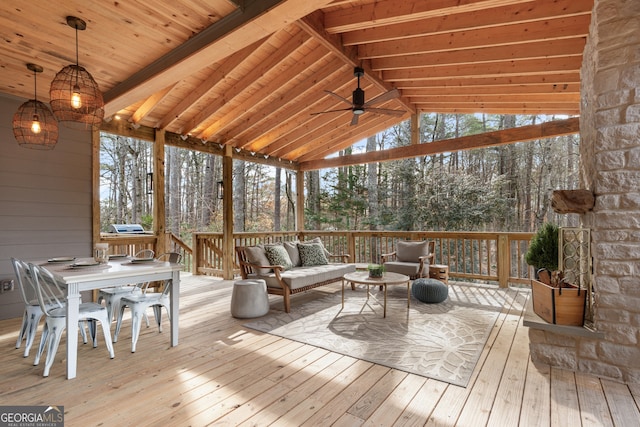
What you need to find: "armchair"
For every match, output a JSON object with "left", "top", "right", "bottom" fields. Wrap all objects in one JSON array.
[{"left": 381, "top": 240, "right": 435, "bottom": 280}]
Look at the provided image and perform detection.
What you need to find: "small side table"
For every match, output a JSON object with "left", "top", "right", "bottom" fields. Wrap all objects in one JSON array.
[
  {"left": 429, "top": 264, "right": 449, "bottom": 284},
  {"left": 230, "top": 279, "right": 270, "bottom": 318}
]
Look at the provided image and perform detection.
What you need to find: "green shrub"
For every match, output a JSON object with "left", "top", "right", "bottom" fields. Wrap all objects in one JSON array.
[{"left": 525, "top": 223, "right": 559, "bottom": 271}]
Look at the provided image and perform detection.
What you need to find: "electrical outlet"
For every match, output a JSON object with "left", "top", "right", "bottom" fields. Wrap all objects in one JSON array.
[{"left": 1, "top": 279, "right": 14, "bottom": 292}]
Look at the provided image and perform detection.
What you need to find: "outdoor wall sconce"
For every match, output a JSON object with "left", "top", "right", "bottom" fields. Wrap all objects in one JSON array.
[
  {"left": 146, "top": 172, "right": 153, "bottom": 195},
  {"left": 217, "top": 181, "right": 224, "bottom": 200}
]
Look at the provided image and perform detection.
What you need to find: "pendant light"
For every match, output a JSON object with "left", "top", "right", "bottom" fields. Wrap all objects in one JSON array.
[
  {"left": 12, "top": 63, "right": 59, "bottom": 150},
  {"left": 49, "top": 16, "right": 104, "bottom": 130}
]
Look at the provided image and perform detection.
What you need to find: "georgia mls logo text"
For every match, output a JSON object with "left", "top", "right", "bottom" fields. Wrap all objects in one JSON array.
[{"left": 0, "top": 405, "right": 64, "bottom": 427}]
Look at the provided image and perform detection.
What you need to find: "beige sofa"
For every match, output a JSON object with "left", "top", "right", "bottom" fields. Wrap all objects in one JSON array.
[{"left": 236, "top": 240, "right": 355, "bottom": 313}]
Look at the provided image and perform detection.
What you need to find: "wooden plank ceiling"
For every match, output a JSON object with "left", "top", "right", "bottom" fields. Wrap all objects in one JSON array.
[{"left": 1, "top": 0, "right": 591, "bottom": 166}]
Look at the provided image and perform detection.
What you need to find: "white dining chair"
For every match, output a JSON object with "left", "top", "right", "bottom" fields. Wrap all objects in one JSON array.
[
  {"left": 29, "top": 263, "right": 115, "bottom": 377},
  {"left": 12, "top": 258, "right": 91, "bottom": 357},
  {"left": 114, "top": 252, "right": 181, "bottom": 353},
  {"left": 97, "top": 249, "right": 155, "bottom": 322}
]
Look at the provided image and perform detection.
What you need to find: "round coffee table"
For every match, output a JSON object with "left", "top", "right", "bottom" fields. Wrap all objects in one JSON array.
[{"left": 342, "top": 271, "right": 411, "bottom": 318}]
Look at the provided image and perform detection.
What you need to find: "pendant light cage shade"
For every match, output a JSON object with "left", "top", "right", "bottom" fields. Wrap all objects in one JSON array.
[
  {"left": 50, "top": 64, "right": 104, "bottom": 130},
  {"left": 13, "top": 99, "right": 59, "bottom": 150}
]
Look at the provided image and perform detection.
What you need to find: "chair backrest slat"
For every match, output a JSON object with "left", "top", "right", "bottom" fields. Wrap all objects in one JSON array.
[
  {"left": 28, "top": 263, "right": 65, "bottom": 316},
  {"left": 11, "top": 258, "right": 35, "bottom": 305}
]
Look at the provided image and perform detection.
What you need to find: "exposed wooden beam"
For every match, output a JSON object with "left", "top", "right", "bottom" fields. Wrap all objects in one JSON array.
[
  {"left": 130, "top": 84, "right": 177, "bottom": 124},
  {"left": 241, "top": 65, "right": 355, "bottom": 151},
  {"left": 395, "top": 73, "right": 581, "bottom": 89},
  {"left": 185, "top": 31, "right": 310, "bottom": 135},
  {"left": 415, "top": 105, "right": 580, "bottom": 115},
  {"left": 408, "top": 94, "right": 580, "bottom": 104},
  {"left": 230, "top": 56, "right": 345, "bottom": 149},
  {"left": 294, "top": 114, "right": 408, "bottom": 162},
  {"left": 358, "top": 15, "right": 591, "bottom": 59},
  {"left": 199, "top": 36, "right": 324, "bottom": 141},
  {"left": 383, "top": 57, "right": 584, "bottom": 81},
  {"left": 324, "top": 0, "right": 534, "bottom": 33},
  {"left": 103, "top": 0, "right": 335, "bottom": 116},
  {"left": 403, "top": 83, "right": 580, "bottom": 96},
  {"left": 264, "top": 81, "right": 382, "bottom": 156},
  {"left": 155, "top": 39, "right": 263, "bottom": 130},
  {"left": 298, "top": 117, "right": 580, "bottom": 170},
  {"left": 341, "top": 0, "right": 592, "bottom": 45},
  {"left": 296, "top": 11, "right": 415, "bottom": 114},
  {"left": 371, "top": 38, "right": 586, "bottom": 71},
  {"left": 99, "top": 119, "right": 298, "bottom": 171}
]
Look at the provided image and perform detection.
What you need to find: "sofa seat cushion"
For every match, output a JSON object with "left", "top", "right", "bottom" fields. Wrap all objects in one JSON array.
[
  {"left": 259, "top": 263, "right": 356, "bottom": 290},
  {"left": 383, "top": 261, "right": 422, "bottom": 277}
]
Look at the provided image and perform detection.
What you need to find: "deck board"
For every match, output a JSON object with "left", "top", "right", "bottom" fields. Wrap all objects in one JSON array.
[
  {"left": 520, "top": 358, "right": 551, "bottom": 427},
  {"left": 1, "top": 274, "right": 638, "bottom": 426}
]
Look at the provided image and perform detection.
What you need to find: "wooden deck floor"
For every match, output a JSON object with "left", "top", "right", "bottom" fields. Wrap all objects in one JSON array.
[{"left": 1, "top": 274, "right": 639, "bottom": 426}]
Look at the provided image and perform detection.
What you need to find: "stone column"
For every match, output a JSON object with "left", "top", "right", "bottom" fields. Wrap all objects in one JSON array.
[{"left": 530, "top": 0, "right": 640, "bottom": 383}]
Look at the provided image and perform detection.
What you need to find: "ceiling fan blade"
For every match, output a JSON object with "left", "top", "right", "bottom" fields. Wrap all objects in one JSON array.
[
  {"left": 324, "top": 90, "right": 353, "bottom": 106},
  {"left": 366, "top": 107, "right": 405, "bottom": 116},
  {"left": 310, "top": 108, "right": 352, "bottom": 116},
  {"left": 350, "top": 114, "right": 359, "bottom": 126},
  {"left": 363, "top": 88, "right": 400, "bottom": 107}
]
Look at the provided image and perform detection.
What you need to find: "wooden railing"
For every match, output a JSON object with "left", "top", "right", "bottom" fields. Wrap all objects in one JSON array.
[
  {"left": 192, "top": 230, "right": 535, "bottom": 287},
  {"left": 97, "top": 230, "right": 534, "bottom": 287},
  {"left": 99, "top": 233, "right": 157, "bottom": 256},
  {"left": 98, "top": 232, "right": 192, "bottom": 271},
  {"left": 167, "top": 233, "right": 193, "bottom": 272}
]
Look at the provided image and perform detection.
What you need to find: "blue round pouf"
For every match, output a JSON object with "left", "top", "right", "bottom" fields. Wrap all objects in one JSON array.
[{"left": 412, "top": 278, "right": 448, "bottom": 303}]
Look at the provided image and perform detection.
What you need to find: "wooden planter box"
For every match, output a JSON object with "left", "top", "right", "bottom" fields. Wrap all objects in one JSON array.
[{"left": 531, "top": 279, "right": 586, "bottom": 326}]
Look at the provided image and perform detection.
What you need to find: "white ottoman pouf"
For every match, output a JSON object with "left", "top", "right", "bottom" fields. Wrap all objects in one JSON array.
[{"left": 231, "top": 279, "right": 270, "bottom": 318}]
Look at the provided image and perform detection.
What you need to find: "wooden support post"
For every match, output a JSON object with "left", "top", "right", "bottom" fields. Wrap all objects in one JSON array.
[
  {"left": 91, "top": 128, "right": 101, "bottom": 246},
  {"left": 411, "top": 113, "right": 420, "bottom": 145},
  {"left": 497, "top": 234, "right": 510, "bottom": 288},
  {"left": 296, "top": 169, "right": 305, "bottom": 232},
  {"left": 91, "top": 128, "right": 101, "bottom": 301},
  {"left": 154, "top": 129, "right": 167, "bottom": 257},
  {"left": 222, "top": 145, "right": 234, "bottom": 280}
]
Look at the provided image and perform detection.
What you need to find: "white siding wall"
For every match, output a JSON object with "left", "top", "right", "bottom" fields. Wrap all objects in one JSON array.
[{"left": 0, "top": 93, "right": 93, "bottom": 320}]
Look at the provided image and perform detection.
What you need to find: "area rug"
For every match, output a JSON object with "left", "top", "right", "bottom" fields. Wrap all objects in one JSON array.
[{"left": 244, "top": 283, "right": 513, "bottom": 387}]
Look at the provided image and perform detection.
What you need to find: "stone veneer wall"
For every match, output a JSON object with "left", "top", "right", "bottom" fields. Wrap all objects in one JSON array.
[{"left": 529, "top": 0, "right": 640, "bottom": 384}]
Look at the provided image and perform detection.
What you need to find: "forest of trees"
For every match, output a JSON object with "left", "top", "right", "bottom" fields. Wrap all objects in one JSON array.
[{"left": 99, "top": 113, "right": 580, "bottom": 242}]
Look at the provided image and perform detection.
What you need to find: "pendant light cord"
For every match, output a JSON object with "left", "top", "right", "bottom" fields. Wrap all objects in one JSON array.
[
  {"left": 75, "top": 24, "right": 79, "bottom": 67},
  {"left": 33, "top": 68, "right": 37, "bottom": 101},
  {"left": 74, "top": 24, "right": 80, "bottom": 88}
]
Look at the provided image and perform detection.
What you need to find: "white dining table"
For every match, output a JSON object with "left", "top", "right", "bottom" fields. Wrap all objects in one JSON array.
[{"left": 36, "top": 257, "right": 181, "bottom": 379}]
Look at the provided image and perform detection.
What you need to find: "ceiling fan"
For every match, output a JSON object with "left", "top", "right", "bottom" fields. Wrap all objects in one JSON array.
[{"left": 312, "top": 67, "right": 404, "bottom": 126}]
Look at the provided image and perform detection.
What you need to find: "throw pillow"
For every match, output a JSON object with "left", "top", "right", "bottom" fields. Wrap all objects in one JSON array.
[
  {"left": 283, "top": 241, "right": 301, "bottom": 267},
  {"left": 396, "top": 240, "right": 429, "bottom": 263},
  {"left": 244, "top": 245, "right": 272, "bottom": 275},
  {"left": 298, "top": 242, "right": 329, "bottom": 266},
  {"left": 306, "top": 236, "right": 331, "bottom": 257},
  {"left": 264, "top": 244, "right": 294, "bottom": 270}
]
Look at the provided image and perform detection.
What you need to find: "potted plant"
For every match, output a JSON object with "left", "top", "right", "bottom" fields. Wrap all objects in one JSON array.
[
  {"left": 525, "top": 223, "right": 585, "bottom": 326},
  {"left": 367, "top": 264, "right": 385, "bottom": 278},
  {"left": 525, "top": 222, "right": 559, "bottom": 275}
]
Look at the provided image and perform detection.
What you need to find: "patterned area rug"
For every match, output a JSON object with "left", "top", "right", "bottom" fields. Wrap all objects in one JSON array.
[{"left": 245, "top": 283, "right": 513, "bottom": 387}]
